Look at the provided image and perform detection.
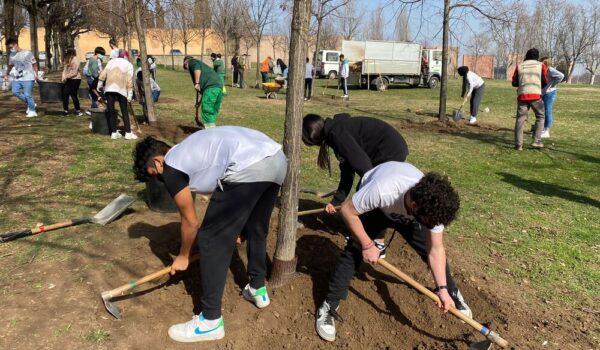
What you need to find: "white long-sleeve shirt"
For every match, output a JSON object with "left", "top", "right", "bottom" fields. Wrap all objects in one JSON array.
[{"left": 465, "top": 71, "right": 484, "bottom": 97}]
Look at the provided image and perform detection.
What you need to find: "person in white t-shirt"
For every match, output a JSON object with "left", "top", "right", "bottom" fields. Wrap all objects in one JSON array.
[
  {"left": 132, "top": 127, "right": 287, "bottom": 343},
  {"left": 315, "top": 161, "right": 472, "bottom": 342},
  {"left": 304, "top": 57, "right": 314, "bottom": 101},
  {"left": 6, "top": 38, "right": 38, "bottom": 117},
  {"left": 458, "top": 66, "right": 485, "bottom": 125}
]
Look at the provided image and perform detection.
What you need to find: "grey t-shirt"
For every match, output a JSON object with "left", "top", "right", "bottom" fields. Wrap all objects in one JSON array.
[
  {"left": 222, "top": 149, "right": 287, "bottom": 185},
  {"left": 9, "top": 50, "right": 36, "bottom": 81}
]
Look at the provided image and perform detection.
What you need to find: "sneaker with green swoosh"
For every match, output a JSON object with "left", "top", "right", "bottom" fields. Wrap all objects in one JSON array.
[
  {"left": 168, "top": 313, "right": 225, "bottom": 342},
  {"left": 242, "top": 284, "right": 270, "bottom": 308}
]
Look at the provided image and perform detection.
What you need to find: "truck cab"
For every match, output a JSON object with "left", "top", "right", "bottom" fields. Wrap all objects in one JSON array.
[
  {"left": 422, "top": 49, "right": 442, "bottom": 88},
  {"left": 316, "top": 50, "right": 341, "bottom": 79}
]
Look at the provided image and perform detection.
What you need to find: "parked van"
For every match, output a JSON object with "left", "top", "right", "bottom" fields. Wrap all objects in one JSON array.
[{"left": 315, "top": 50, "right": 341, "bottom": 79}]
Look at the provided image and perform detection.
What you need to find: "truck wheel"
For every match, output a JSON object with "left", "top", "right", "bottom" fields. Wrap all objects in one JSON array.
[
  {"left": 328, "top": 71, "right": 337, "bottom": 79},
  {"left": 373, "top": 77, "right": 388, "bottom": 91},
  {"left": 428, "top": 76, "right": 440, "bottom": 89}
]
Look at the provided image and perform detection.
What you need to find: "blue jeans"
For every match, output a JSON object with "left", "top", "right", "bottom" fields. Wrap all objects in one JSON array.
[
  {"left": 12, "top": 80, "right": 36, "bottom": 111},
  {"left": 542, "top": 90, "right": 557, "bottom": 129},
  {"left": 87, "top": 76, "right": 98, "bottom": 108},
  {"left": 152, "top": 90, "right": 160, "bottom": 102}
]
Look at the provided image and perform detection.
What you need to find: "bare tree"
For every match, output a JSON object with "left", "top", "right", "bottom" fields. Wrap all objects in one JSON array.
[
  {"left": 173, "top": 0, "right": 201, "bottom": 55},
  {"left": 583, "top": 2, "right": 600, "bottom": 85},
  {"left": 244, "top": 0, "right": 277, "bottom": 87},
  {"left": 364, "top": 6, "right": 384, "bottom": 40},
  {"left": 270, "top": 0, "right": 311, "bottom": 289},
  {"left": 164, "top": 16, "right": 181, "bottom": 69},
  {"left": 133, "top": 0, "right": 156, "bottom": 123},
  {"left": 469, "top": 31, "right": 490, "bottom": 73},
  {"left": 211, "top": 0, "right": 237, "bottom": 75},
  {"left": 193, "top": 0, "right": 212, "bottom": 61},
  {"left": 394, "top": 8, "right": 411, "bottom": 42},
  {"left": 334, "top": 0, "right": 361, "bottom": 40}
]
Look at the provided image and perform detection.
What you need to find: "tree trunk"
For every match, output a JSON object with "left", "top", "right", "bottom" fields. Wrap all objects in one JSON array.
[
  {"left": 255, "top": 39, "right": 261, "bottom": 87},
  {"left": 311, "top": 6, "right": 323, "bottom": 96},
  {"left": 52, "top": 28, "right": 60, "bottom": 69},
  {"left": 590, "top": 72, "right": 596, "bottom": 85},
  {"left": 134, "top": 0, "right": 156, "bottom": 124},
  {"left": 200, "top": 31, "right": 205, "bottom": 62},
  {"left": 566, "top": 60, "right": 575, "bottom": 84},
  {"left": 124, "top": 0, "right": 134, "bottom": 64},
  {"left": 3, "top": 0, "right": 17, "bottom": 50},
  {"left": 269, "top": 0, "right": 311, "bottom": 289},
  {"left": 184, "top": 41, "right": 188, "bottom": 56},
  {"left": 44, "top": 23, "right": 52, "bottom": 70},
  {"left": 438, "top": 0, "right": 450, "bottom": 121},
  {"left": 29, "top": 1, "right": 39, "bottom": 61}
]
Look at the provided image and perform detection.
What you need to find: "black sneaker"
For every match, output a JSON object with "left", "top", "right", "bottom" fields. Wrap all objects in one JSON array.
[
  {"left": 374, "top": 241, "right": 386, "bottom": 258},
  {"left": 450, "top": 289, "right": 473, "bottom": 319}
]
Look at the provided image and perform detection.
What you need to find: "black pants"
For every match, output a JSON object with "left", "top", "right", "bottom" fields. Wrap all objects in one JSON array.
[
  {"left": 105, "top": 92, "right": 130, "bottom": 133},
  {"left": 304, "top": 78, "right": 312, "bottom": 99},
  {"left": 325, "top": 209, "right": 458, "bottom": 309},
  {"left": 470, "top": 84, "right": 485, "bottom": 117},
  {"left": 233, "top": 68, "right": 239, "bottom": 84},
  {"left": 62, "top": 78, "right": 81, "bottom": 112},
  {"left": 340, "top": 77, "right": 348, "bottom": 95},
  {"left": 199, "top": 181, "right": 280, "bottom": 320}
]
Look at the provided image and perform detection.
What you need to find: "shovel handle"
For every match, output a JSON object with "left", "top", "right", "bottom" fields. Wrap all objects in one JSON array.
[
  {"left": 377, "top": 259, "right": 508, "bottom": 348},
  {"left": 297, "top": 206, "right": 340, "bottom": 217},
  {"left": 0, "top": 217, "right": 91, "bottom": 242},
  {"left": 102, "top": 255, "right": 200, "bottom": 300}
]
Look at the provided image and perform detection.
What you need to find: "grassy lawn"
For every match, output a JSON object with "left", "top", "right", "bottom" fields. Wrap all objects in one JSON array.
[{"left": 1, "top": 66, "right": 598, "bottom": 313}]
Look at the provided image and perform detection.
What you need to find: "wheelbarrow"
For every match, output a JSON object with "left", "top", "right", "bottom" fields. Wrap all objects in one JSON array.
[{"left": 262, "top": 81, "right": 283, "bottom": 99}]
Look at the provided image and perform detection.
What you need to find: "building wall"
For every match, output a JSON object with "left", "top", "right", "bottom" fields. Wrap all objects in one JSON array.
[{"left": 462, "top": 55, "right": 495, "bottom": 79}]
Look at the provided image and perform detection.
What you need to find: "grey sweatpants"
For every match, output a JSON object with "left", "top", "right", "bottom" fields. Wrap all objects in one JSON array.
[
  {"left": 515, "top": 99, "right": 545, "bottom": 147},
  {"left": 470, "top": 84, "right": 484, "bottom": 117}
]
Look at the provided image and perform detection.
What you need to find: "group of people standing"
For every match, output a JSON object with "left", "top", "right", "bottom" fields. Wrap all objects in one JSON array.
[
  {"left": 131, "top": 109, "right": 472, "bottom": 343},
  {"left": 457, "top": 47, "right": 564, "bottom": 148}
]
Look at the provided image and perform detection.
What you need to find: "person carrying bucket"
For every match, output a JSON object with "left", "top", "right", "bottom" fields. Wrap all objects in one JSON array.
[
  {"left": 184, "top": 56, "right": 223, "bottom": 128},
  {"left": 5, "top": 38, "right": 39, "bottom": 118},
  {"left": 457, "top": 66, "right": 485, "bottom": 125},
  {"left": 132, "top": 127, "right": 287, "bottom": 343}
]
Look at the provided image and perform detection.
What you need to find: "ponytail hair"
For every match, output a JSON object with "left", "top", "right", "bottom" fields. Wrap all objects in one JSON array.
[
  {"left": 457, "top": 66, "right": 469, "bottom": 98},
  {"left": 302, "top": 114, "right": 331, "bottom": 175}
]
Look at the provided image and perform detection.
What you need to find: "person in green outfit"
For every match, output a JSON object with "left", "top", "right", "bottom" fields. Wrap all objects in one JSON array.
[
  {"left": 211, "top": 53, "right": 226, "bottom": 95},
  {"left": 183, "top": 56, "right": 223, "bottom": 128}
]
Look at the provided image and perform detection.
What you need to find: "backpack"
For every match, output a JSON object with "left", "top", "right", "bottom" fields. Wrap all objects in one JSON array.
[{"left": 83, "top": 59, "right": 91, "bottom": 77}]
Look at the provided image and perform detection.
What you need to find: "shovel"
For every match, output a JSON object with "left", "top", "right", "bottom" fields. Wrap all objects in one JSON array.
[
  {"left": 298, "top": 206, "right": 340, "bottom": 216},
  {"left": 300, "top": 188, "right": 336, "bottom": 198},
  {"left": 453, "top": 99, "right": 467, "bottom": 122},
  {"left": 377, "top": 259, "right": 508, "bottom": 348},
  {"left": 102, "top": 254, "right": 200, "bottom": 320},
  {"left": 194, "top": 90, "right": 205, "bottom": 129},
  {"left": 0, "top": 194, "right": 135, "bottom": 243}
]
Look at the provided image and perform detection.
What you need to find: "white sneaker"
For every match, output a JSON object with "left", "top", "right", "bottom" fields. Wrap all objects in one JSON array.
[
  {"left": 124, "top": 132, "right": 138, "bottom": 140},
  {"left": 89, "top": 122, "right": 93, "bottom": 130},
  {"left": 341, "top": 94, "right": 348, "bottom": 98},
  {"left": 26, "top": 111, "right": 38, "bottom": 118},
  {"left": 316, "top": 301, "right": 340, "bottom": 342},
  {"left": 468, "top": 116, "right": 477, "bottom": 124},
  {"left": 242, "top": 284, "right": 270, "bottom": 308},
  {"left": 85, "top": 111, "right": 92, "bottom": 116},
  {"left": 168, "top": 314, "right": 225, "bottom": 343},
  {"left": 75, "top": 111, "right": 83, "bottom": 117},
  {"left": 541, "top": 129, "right": 550, "bottom": 138},
  {"left": 111, "top": 132, "right": 122, "bottom": 139},
  {"left": 26, "top": 103, "right": 37, "bottom": 114}
]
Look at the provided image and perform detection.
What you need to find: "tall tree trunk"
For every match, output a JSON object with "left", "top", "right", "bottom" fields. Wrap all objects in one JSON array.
[
  {"left": 200, "top": 31, "right": 205, "bottom": 62},
  {"left": 255, "top": 39, "right": 260, "bottom": 87},
  {"left": 3, "top": 0, "right": 17, "bottom": 50},
  {"left": 52, "top": 28, "right": 60, "bottom": 69},
  {"left": 438, "top": 0, "right": 450, "bottom": 121},
  {"left": 590, "top": 73, "right": 596, "bottom": 85},
  {"left": 44, "top": 23, "right": 52, "bottom": 70},
  {"left": 311, "top": 7, "right": 323, "bottom": 96},
  {"left": 28, "top": 2, "right": 39, "bottom": 61},
  {"left": 269, "top": 0, "right": 311, "bottom": 288},
  {"left": 184, "top": 42, "right": 188, "bottom": 56},
  {"left": 124, "top": 0, "right": 134, "bottom": 64},
  {"left": 566, "top": 60, "right": 575, "bottom": 84},
  {"left": 134, "top": 0, "right": 157, "bottom": 123}
]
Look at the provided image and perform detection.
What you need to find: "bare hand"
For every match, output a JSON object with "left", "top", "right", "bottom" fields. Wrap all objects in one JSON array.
[
  {"left": 194, "top": 84, "right": 201, "bottom": 92},
  {"left": 170, "top": 255, "right": 190, "bottom": 275},
  {"left": 436, "top": 289, "right": 455, "bottom": 312},
  {"left": 325, "top": 203, "right": 337, "bottom": 214},
  {"left": 362, "top": 244, "right": 380, "bottom": 265}
]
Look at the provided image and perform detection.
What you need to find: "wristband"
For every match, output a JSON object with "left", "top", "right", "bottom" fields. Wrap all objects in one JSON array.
[
  {"left": 361, "top": 241, "right": 375, "bottom": 251},
  {"left": 433, "top": 285, "right": 448, "bottom": 293}
]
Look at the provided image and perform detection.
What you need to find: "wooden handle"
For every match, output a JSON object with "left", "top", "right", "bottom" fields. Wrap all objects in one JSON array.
[
  {"left": 377, "top": 259, "right": 508, "bottom": 348},
  {"left": 102, "top": 255, "right": 200, "bottom": 300},
  {"left": 297, "top": 206, "right": 340, "bottom": 216}
]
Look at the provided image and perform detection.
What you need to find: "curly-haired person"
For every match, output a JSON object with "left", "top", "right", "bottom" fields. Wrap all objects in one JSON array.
[
  {"left": 315, "top": 161, "right": 472, "bottom": 342},
  {"left": 132, "top": 127, "right": 287, "bottom": 343}
]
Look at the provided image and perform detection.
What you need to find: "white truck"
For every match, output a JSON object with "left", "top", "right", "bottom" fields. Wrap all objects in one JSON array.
[
  {"left": 341, "top": 40, "right": 442, "bottom": 90},
  {"left": 315, "top": 49, "right": 341, "bottom": 79}
]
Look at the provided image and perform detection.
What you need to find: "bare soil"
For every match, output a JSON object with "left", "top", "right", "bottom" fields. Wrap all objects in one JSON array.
[{"left": 0, "top": 92, "right": 598, "bottom": 350}]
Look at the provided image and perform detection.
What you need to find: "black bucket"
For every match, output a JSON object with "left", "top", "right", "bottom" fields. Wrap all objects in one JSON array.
[
  {"left": 78, "top": 86, "right": 90, "bottom": 99},
  {"left": 90, "top": 109, "right": 110, "bottom": 135},
  {"left": 145, "top": 177, "right": 178, "bottom": 213},
  {"left": 38, "top": 81, "right": 63, "bottom": 103}
]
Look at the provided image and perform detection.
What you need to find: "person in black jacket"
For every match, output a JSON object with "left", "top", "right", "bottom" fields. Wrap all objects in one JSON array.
[{"left": 302, "top": 113, "right": 409, "bottom": 253}]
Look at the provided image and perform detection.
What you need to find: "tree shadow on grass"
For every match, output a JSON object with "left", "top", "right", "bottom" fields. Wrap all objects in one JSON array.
[
  {"left": 128, "top": 221, "right": 249, "bottom": 314},
  {"left": 498, "top": 172, "right": 600, "bottom": 209},
  {"left": 296, "top": 234, "right": 458, "bottom": 344}
]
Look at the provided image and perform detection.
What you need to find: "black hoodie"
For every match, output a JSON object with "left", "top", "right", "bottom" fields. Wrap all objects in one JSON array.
[{"left": 323, "top": 114, "right": 409, "bottom": 205}]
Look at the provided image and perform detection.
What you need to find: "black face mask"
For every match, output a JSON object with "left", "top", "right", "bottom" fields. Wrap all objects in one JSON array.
[{"left": 153, "top": 162, "right": 164, "bottom": 183}]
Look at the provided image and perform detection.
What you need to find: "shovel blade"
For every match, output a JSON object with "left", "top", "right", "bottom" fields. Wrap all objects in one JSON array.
[
  {"left": 102, "top": 297, "right": 123, "bottom": 320},
  {"left": 469, "top": 340, "right": 493, "bottom": 350},
  {"left": 453, "top": 109, "right": 463, "bottom": 122},
  {"left": 91, "top": 194, "right": 136, "bottom": 226}
]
